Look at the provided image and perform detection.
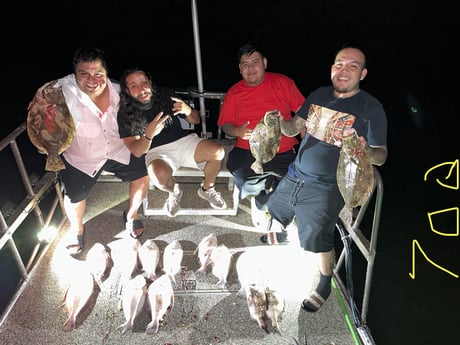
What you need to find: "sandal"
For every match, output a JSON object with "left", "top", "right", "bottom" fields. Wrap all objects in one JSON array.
[
  {"left": 260, "top": 230, "right": 288, "bottom": 244},
  {"left": 126, "top": 219, "right": 144, "bottom": 239},
  {"left": 301, "top": 290, "right": 326, "bottom": 313},
  {"left": 65, "top": 229, "right": 86, "bottom": 255}
]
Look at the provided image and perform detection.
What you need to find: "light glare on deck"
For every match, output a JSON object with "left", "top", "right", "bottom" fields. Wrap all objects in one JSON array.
[{"left": 37, "top": 226, "right": 58, "bottom": 242}]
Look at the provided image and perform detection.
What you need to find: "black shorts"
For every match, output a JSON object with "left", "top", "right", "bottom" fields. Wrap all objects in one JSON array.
[
  {"left": 267, "top": 175, "right": 344, "bottom": 252},
  {"left": 226, "top": 147, "right": 296, "bottom": 192},
  {"left": 59, "top": 154, "right": 148, "bottom": 203}
]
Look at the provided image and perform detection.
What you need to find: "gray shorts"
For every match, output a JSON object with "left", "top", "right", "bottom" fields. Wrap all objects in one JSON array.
[
  {"left": 145, "top": 133, "right": 205, "bottom": 173},
  {"left": 267, "top": 174, "right": 344, "bottom": 252}
]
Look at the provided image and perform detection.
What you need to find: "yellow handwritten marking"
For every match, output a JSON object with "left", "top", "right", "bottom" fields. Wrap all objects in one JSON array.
[
  {"left": 427, "top": 207, "right": 459, "bottom": 236},
  {"left": 409, "top": 239, "right": 459, "bottom": 279},
  {"left": 423, "top": 159, "right": 459, "bottom": 190}
]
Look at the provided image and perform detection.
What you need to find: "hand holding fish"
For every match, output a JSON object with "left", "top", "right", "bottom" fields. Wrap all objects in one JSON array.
[
  {"left": 344, "top": 129, "right": 387, "bottom": 166},
  {"left": 342, "top": 127, "right": 371, "bottom": 158}
]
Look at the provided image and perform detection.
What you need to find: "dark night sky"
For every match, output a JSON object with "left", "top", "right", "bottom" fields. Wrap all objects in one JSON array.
[{"left": 1, "top": 1, "right": 459, "bottom": 344}]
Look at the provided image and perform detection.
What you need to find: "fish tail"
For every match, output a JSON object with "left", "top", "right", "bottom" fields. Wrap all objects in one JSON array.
[{"left": 45, "top": 155, "right": 65, "bottom": 172}]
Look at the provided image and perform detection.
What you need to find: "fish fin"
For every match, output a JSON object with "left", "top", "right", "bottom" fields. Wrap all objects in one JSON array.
[
  {"left": 62, "top": 317, "right": 76, "bottom": 332},
  {"left": 45, "top": 155, "right": 65, "bottom": 172},
  {"left": 250, "top": 161, "right": 264, "bottom": 174},
  {"left": 145, "top": 320, "right": 159, "bottom": 334},
  {"left": 116, "top": 322, "right": 132, "bottom": 335}
]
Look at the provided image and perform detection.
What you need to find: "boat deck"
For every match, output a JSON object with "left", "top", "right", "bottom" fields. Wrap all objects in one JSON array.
[{"left": 0, "top": 178, "right": 362, "bottom": 345}]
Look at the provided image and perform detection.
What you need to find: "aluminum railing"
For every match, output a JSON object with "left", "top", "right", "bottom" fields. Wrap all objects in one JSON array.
[{"left": 0, "top": 123, "right": 67, "bottom": 327}]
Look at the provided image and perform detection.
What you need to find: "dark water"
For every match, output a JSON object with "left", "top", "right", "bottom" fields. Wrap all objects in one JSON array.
[{"left": 1, "top": 1, "right": 459, "bottom": 344}]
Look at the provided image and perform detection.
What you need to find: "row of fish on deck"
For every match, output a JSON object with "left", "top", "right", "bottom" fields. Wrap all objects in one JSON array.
[{"left": 61, "top": 233, "right": 285, "bottom": 335}]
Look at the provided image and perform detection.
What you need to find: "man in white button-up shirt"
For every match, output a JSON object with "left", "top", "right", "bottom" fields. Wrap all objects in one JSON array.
[{"left": 57, "top": 48, "right": 150, "bottom": 255}]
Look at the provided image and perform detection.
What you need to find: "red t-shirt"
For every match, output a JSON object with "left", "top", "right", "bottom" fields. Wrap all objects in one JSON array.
[{"left": 217, "top": 72, "right": 305, "bottom": 152}]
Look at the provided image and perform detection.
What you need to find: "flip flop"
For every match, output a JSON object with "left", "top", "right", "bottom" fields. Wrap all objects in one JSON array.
[
  {"left": 301, "top": 290, "right": 326, "bottom": 313},
  {"left": 260, "top": 230, "right": 288, "bottom": 244},
  {"left": 65, "top": 229, "right": 86, "bottom": 255},
  {"left": 127, "top": 219, "right": 144, "bottom": 239}
]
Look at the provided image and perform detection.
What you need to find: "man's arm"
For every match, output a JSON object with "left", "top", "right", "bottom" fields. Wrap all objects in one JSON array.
[
  {"left": 221, "top": 122, "right": 252, "bottom": 140},
  {"left": 171, "top": 97, "right": 200, "bottom": 124},
  {"left": 280, "top": 114, "right": 306, "bottom": 137},
  {"left": 122, "top": 111, "right": 170, "bottom": 158},
  {"left": 123, "top": 135, "right": 151, "bottom": 158}
]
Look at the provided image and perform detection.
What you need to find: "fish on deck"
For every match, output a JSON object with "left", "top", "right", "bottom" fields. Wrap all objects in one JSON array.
[
  {"left": 85, "top": 242, "right": 113, "bottom": 289},
  {"left": 26, "top": 79, "right": 75, "bottom": 171},
  {"left": 264, "top": 287, "right": 285, "bottom": 334},
  {"left": 210, "top": 244, "right": 233, "bottom": 289},
  {"left": 61, "top": 270, "right": 95, "bottom": 332},
  {"left": 138, "top": 239, "right": 160, "bottom": 282},
  {"left": 162, "top": 239, "right": 183, "bottom": 286},
  {"left": 249, "top": 110, "right": 282, "bottom": 174},
  {"left": 146, "top": 274, "right": 174, "bottom": 334},
  {"left": 246, "top": 283, "right": 269, "bottom": 332},
  {"left": 117, "top": 274, "right": 148, "bottom": 335},
  {"left": 195, "top": 233, "right": 218, "bottom": 276}
]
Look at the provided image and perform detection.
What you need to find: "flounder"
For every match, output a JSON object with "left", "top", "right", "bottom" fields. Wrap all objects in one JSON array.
[
  {"left": 249, "top": 110, "right": 281, "bottom": 174},
  {"left": 27, "top": 79, "right": 75, "bottom": 171},
  {"left": 336, "top": 128, "right": 374, "bottom": 225}
]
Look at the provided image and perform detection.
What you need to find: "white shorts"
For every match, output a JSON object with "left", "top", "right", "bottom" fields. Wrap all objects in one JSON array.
[{"left": 145, "top": 133, "right": 205, "bottom": 174}]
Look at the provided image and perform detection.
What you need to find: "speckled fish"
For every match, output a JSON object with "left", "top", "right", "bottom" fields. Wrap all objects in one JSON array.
[
  {"left": 26, "top": 79, "right": 75, "bottom": 171},
  {"left": 146, "top": 274, "right": 174, "bottom": 334},
  {"left": 336, "top": 128, "right": 374, "bottom": 225},
  {"left": 265, "top": 287, "right": 285, "bottom": 334},
  {"left": 249, "top": 110, "right": 281, "bottom": 174},
  {"left": 246, "top": 284, "right": 268, "bottom": 332}
]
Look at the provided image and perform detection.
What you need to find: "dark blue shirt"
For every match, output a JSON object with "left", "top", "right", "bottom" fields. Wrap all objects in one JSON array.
[{"left": 289, "top": 86, "right": 387, "bottom": 190}]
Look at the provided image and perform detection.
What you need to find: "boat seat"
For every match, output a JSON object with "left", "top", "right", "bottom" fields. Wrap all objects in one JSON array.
[{"left": 98, "top": 140, "right": 239, "bottom": 216}]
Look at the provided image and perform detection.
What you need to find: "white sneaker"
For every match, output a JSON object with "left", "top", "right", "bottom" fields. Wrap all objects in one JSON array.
[
  {"left": 164, "top": 189, "right": 183, "bottom": 217},
  {"left": 197, "top": 185, "right": 227, "bottom": 209}
]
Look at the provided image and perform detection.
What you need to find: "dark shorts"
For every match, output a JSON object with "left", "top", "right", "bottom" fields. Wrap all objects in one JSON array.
[
  {"left": 59, "top": 154, "right": 148, "bottom": 203},
  {"left": 267, "top": 175, "right": 344, "bottom": 252},
  {"left": 226, "top": 147, "right": 296, "bottom": 203}
]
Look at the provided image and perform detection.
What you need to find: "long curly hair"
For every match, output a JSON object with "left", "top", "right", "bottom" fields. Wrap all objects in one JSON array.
[{"left": 119, "top": 67, "right": 175, "bottom": 134}]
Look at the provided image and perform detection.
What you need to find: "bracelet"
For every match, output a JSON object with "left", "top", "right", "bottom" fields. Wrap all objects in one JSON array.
[{"left": 142, "top": 133, "right": 153, "bottom": 141}]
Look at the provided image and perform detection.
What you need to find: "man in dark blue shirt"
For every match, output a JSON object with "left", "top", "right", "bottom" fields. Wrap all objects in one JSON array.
[{"left": 266, "top": 47, "right": 388, "bottom": 313}]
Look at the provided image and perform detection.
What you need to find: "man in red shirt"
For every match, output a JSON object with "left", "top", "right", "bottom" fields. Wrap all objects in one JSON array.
[{"left": 218, "top": 43, "right": 305, "bottom": 239}]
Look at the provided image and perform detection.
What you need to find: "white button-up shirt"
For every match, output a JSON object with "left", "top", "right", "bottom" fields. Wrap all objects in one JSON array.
[{"left": 58, "top": 74, "right": 130, "bottom": 177}]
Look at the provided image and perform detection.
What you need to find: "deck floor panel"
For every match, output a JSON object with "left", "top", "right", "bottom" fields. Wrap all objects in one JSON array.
[{"left": 0, "top": 181, "right": 359, "bottom": 345}]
